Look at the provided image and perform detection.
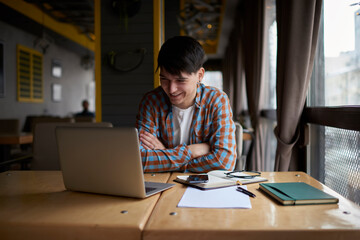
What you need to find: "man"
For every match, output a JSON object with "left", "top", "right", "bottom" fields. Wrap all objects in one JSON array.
[
  {"left": 75, "top": 100, "right": 95, "bottom": 117},
  {"left": 136, "top": 36, "right": 236, "bottom": 172}
]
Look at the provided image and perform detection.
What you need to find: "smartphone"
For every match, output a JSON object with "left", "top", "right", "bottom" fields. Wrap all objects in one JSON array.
[{"left": 186, "top": 174, "right": 209, "bottom": 183}]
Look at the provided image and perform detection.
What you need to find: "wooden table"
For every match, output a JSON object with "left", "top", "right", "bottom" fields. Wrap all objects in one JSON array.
[
  {"left": 0, "top": 133, "right": 33, "bottom": 170},
  {"left": 1, "top": 171, "right": 359, "bottom": 240},
  {"left": 0, "top": 171, "right": 171, "bottom": 240},
  {"left": 0, "top": 133, "right": 33, "bottom": 145},
  {"left": 144, "top": 171, "right": 360, "bottom": 240}
]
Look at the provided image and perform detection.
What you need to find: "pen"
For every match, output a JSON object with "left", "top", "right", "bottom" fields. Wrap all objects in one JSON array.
[{"left": 236, "top": 186, "right": 256, "bottom": 198}]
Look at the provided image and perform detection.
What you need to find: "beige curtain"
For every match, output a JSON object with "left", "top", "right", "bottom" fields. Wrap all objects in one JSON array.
[
  {"left": 222, "top": 41, "right": 232, "bottom": 102},
  {"left": 224, "top": 32, "right": 235, "bottom": 110},
  {"left": 223, "top": 0, "right": 267, "bottom": 171},
  {"left": 241, "top": 0, "right": 265, "bottom": 171},
  {"left": 274, "top": 0, "right": 323, "bottom": 171},
  {"left": 232, "top": 27, "right": 244, "bottom": 118},
  {"left": 223, "top": 28, "right": 243, "bottom": 119}
]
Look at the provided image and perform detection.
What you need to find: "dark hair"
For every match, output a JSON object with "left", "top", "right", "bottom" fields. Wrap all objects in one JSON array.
[{"left": 157, "top": 36, "right": 206, "bottom": 75}]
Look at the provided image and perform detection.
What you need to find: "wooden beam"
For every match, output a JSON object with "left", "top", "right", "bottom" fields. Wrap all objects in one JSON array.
[
  {"left": 304, "top": 106, "right": 360, "bottom": 131},
  {"left": 0, "top": 0, "right": 94, "bottom": 52},
  {"left": 95, "top": 0, "right": 101, "bottom": 122},
  {"left": 153, "top": 0, "right": 164, "bottom": 88}
]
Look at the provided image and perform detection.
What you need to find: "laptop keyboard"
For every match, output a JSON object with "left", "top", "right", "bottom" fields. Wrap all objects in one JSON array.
[{"left": 145, "top": 187, "right": 157, "bottom": 193}]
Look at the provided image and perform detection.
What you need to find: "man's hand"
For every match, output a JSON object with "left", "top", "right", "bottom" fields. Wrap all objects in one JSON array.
[{"left": 139, "top": 131, "right": 165, "bottom": 150}]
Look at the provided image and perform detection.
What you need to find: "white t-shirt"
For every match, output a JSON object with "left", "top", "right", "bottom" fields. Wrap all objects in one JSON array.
[{"left": 172, "top": 104, "right": 195, "bottom": 146}]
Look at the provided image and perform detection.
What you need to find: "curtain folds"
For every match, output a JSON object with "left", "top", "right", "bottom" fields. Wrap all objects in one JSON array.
[
  {"left": 223, "top": 0, "right": 321, "bottom": 171},
  {"left": 223, "top": 0, "right": 266, "bottom": 171},
  {"left": 232, "top": 26, "right": 244, "bottom": 118},
  {"left": 241, "top": 0, "right": 265, "bottom": 171},
  {"left": 223, "top": 25, "right": 243, "bottom": 119},
  {"left": 274, "top": 0, "right": 323, "bottom": 171}
]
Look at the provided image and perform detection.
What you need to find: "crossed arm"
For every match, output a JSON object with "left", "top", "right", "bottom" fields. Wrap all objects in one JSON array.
[
  {"left": 140, "top": 131, "right": 210, "bottom": 158},
  {"left": 136, "top": 93, "right": 236, "bottom": 173}
]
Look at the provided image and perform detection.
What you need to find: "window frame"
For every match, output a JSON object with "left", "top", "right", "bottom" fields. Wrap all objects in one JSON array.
[{"left": 17, "top": 44, "right": 43, "bottom": 103}]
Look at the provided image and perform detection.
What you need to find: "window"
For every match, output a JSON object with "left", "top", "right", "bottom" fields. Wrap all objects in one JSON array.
[
  {"left": 51, "top": 60, "right": 62, "bottom": 78},
  {"left": 322, "top": 0, "right": 360, "bottom": 106},
  {"left": 203, "top": 71, "right": 223, "bottom": 90},
  {"left": 17, "top": 44, "right": 43, "bottom": 102},
  {"left": 263, "top": 0, "right": 277, "bottom": 110},
  {"left": 308, "top": 0, "right": 360, "bottom": 205},
  {"left": 260, "top": 0, "right": 277, "bottom": 171}
]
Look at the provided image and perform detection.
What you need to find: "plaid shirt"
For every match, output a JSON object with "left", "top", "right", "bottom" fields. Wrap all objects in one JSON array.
[{"left": 136, "top": 83, "right": 236, "bottom": 173}]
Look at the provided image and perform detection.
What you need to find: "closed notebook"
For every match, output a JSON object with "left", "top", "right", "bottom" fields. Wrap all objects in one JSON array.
[{"left": 259, "top": 182, "right": 339, "bottom": 206}]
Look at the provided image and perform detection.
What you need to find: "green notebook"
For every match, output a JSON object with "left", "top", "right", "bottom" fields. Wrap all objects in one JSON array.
[{"left": 259, "top": 182, "right": 339, "bottom": 206}]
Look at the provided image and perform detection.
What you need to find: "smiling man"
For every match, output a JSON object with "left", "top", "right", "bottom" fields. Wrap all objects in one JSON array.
[{"left": 135, "top": 36, "right": 236, "bottom": 172}]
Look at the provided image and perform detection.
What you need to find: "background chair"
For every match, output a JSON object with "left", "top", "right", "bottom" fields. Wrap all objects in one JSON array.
[
  {"left": 31, "top": 122, "right": 113, "bottom": 170},
  {"left": 0, "top": 119, "right": 32, "bottom": 171},
  {"left": 22, "top": 115, "right": 74, "bottom": 133},
  {"left": 234, "top": 122, "right": 244, "bottom": 171},
  {"left": 74, "top": 116, "right": 95, "bottom": 122}
]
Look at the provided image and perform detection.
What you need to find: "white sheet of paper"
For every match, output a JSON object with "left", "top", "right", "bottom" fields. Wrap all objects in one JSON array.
[{"left": 177, "top": 186, "right": 252, "bottom": 209}]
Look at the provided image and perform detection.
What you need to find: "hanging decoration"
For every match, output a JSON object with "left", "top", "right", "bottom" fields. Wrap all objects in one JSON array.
[{"left": 107, "top": 48, "right": 146, "bottom": 72}]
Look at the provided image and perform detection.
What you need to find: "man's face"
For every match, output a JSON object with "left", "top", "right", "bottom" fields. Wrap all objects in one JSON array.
[
  {"left": 160, "top": 67, "right": 204, "bottom": 109},
  {"left": 82, "top": 101, "right": 89, "bottom": 109}
]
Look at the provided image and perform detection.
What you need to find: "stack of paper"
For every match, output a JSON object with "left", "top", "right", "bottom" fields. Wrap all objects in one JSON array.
[{"left": 177, "top": 185, "right": 252, "bottom": 209}]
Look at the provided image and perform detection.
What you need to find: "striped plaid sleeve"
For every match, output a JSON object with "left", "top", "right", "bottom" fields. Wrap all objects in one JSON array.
[
  {"left": 186, "top": 90, "right": 237, "bottom": 172},
  {"left": 135, "top": 90, "right": 192, "bottom": 172}
]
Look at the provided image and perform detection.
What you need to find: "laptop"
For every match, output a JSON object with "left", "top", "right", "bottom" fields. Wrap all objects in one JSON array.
[{"left": 56, "top": 127, "right": 174, "bottom": 198}]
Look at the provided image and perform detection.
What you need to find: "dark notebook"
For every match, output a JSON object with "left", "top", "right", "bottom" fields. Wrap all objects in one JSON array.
[{"left": 259, "top": 182, "right": 339, "bottom": 206}]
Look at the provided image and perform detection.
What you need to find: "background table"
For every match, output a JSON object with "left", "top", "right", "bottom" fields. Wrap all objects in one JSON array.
[
  {"left": 143, "top": 171, "right": 360, "bottom": 240},
  {"left": 0, "top": 133, "right": 33, "bottom": 171},
  {"left": 0, "top": 171, "right": 170, "bottom": 240}
]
